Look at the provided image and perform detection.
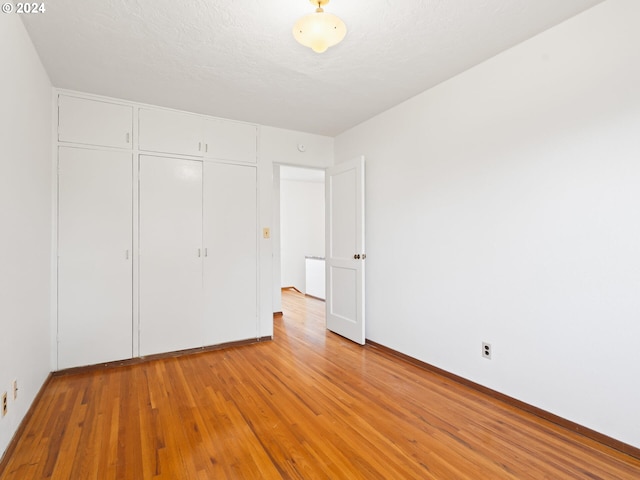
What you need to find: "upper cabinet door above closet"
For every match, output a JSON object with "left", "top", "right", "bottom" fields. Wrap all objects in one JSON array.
[
  {"left": 203, "top": 118, "right": 257, "bottom": 163},
  {"left": 58, "top": 95, "right": 133, "bottom": 149},
  {"left": 139, "top": 108, "right": 204, "bottom": 157}
]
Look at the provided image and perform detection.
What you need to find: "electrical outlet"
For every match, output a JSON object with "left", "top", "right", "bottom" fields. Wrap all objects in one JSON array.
[
  {"left": 482, "top": 342, "right": 492, "bottom": 360},
  {"left": 1, "top": 392, "right": 7, "bottom": 417},
  {"left": 12, "top": 380, "right": 18, "bottom": 400}
]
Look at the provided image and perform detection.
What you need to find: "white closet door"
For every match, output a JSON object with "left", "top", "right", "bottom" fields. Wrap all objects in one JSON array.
[
  {"left": 203, "top": 118, "right": 257, "bottom": 163},
  {"left": 138, "top": 108, "right": 203, "bottom": 157},
  {"left": 203, "top": 162, "right": 257, "bottom": 344},
  {"left": 57, "top": 147, "right": 133, "bottom": 369},
  {"left": 58, "top": 96, "right": 133, "bottom": 149},
  {"left": 139, "top": 155, "right": 203, "bottom": 356}
]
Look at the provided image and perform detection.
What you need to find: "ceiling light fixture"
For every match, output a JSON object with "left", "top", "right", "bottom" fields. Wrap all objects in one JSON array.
[{"left": 293, "top": 0, "right": 347, "bottom": 54}]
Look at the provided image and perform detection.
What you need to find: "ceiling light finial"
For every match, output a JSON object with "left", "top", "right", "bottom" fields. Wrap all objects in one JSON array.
[{"left": 293, "top": 0, "right": 347, "bottom": 54}]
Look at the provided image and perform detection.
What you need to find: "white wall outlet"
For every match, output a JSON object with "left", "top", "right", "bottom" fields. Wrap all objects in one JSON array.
[
  {"left": 482, "top": 342, "right": 492, "bottom": 359},
  {"left": 12, "top": 380, "right": 18, "bottom": 400}
]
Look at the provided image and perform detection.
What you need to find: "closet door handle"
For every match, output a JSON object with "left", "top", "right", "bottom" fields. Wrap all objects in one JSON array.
[
  {"left": 204, "top": 248, "right": 208, "bottom": 257},
  {"left": 198, "top": 142, "right": 202, "bottom": 152},
  {"left": 125, "top": 249, "right": 129, "bottom": 260},
  {"left": 205, "top": 144, "right": 208, "bottom": 153},
  {"left": 198, "top": 248, "right": 201, "bottom": 257},
  {"left": 125, "top": 132, "right": 130, "bottom": 143}
]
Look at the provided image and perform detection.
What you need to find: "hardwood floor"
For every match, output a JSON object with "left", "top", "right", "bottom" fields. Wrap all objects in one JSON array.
[{"left": 2, "top": 290, "right": 640, "bottom": 479}]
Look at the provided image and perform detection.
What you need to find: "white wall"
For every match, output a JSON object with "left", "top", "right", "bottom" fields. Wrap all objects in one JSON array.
[
  {"left": 280, "top": 178, "right": 325, "bottom": 292},
  {"left": 257, "top": 130, "right": 274, "bottom": 337},
  {"left": 335, "top": 0, "right": 640, "bottom": 448},
  {"left": 0, "top": 16, "right": 52, "bottom": 457},
  {"left": 261, "top": 126, "right": 333, "bottom": 168}
]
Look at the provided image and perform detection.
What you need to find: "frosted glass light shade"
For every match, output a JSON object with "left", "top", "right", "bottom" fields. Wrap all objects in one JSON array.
[{"left": 293, "top": 8, "right": 347, "bottom": 53}]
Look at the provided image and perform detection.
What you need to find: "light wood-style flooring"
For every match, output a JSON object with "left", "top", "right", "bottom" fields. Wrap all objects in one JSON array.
[{"left": 1, "top": 290, "right": 639, "bottom": 479}]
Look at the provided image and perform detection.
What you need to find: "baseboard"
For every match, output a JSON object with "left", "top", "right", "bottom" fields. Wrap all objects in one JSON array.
[
  {"left": 305, "top": 294, "right": 325, "bottom": 302},
  {"left": 281, "top": 286, "right": 302, "bottom": 294},
  {"left": 281, "top": 287, "right": 325, "bottom": 302},
  {"left": 0, "top": 372, "right": 53, "bottom": 476},
  {"left": 365, "top": 340, "right": 640, "bottom": 461},
  {"left": 53, "top": 336, "right": 273, "bottom": 377}
]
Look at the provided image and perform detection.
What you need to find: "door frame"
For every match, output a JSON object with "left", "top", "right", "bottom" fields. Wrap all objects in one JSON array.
[{"left": 272, "top": 163, "right": 327, "bottom": 313}]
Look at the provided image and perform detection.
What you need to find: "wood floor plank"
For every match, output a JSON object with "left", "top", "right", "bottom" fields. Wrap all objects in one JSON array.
[{"left": 2, "top": 289, "right": 640, "bottom": 479}]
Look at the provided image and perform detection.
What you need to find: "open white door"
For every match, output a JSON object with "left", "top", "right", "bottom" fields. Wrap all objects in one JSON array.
[{"left": 326, "top": 156, "right": 365, "bottom": 344}]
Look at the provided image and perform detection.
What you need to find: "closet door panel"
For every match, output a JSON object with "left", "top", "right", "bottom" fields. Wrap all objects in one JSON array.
[
  {"left": 203, "top": 118, "right": 257, "bottom": 163},
  {"left": 57, "top": 147, "right": 133, "bottom": 369},
  {"left": 58, "top": 96, "right": 133, "bottom": 149},
  {"left": 139, "top": 108, "right": 203, "bottom": 157},
  {"left": 203, "top": 163, "right": 257, "bottom": 344},
  {"left": 139, "top": 155, "right": 203, "bottom": 356}
]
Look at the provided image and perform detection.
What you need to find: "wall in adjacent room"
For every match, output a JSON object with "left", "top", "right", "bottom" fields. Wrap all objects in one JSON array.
[
  {"left": 0, "top": 16, "right": 53, "bottom": 457},
  {"left": 280, "top": 176, "right": 325, "bottom": 293},
  {"left": 335, "top": 0, "right": 640, "bottom": 448}
]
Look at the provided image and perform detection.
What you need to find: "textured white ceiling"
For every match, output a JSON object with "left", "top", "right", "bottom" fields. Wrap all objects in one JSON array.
[{"left": 22, "top": 0, "right": 603, "bottom": 136}]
